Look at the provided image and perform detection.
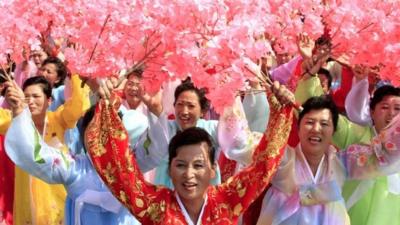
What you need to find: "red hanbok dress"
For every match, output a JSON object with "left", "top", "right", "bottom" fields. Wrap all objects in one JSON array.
[{"left": 86, "top": 98, "right": 293, "bottom": 225}]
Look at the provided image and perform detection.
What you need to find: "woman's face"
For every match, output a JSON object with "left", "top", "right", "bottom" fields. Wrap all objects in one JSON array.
[
  {"left": 30, "top": 50, "right": 48, "bottom": 67},
  {"left": 169, "top": 142, "right": 215, "bottom": 203},
  {"left": 371, "top": 95, "right": 400, "bottom": 133},
  {"left": 24, "top": 84, "right": 50, "bottom": 117},
  {"left": 39, "top": 63, "right": 59, "bottom": 86},
  {"left": 123, "top": 75, "right": 142, "bottom": 108},
  {"left": 298, "top": 109, "right": 334, "bottom": 157},
  {"left": 174, "top": 90, "right": 203, "bottom": 130}
]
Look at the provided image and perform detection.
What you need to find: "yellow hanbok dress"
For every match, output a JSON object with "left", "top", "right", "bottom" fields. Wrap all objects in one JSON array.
[{"left": 0, "top": 74, "right": 90, "bottom": 225}]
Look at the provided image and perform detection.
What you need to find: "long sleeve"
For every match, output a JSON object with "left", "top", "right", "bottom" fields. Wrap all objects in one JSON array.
[
  {"left": 212, "top": 97, "right": 293, "bottom": 217},
  {"left": 5, "top": 108, "right": 75, "bottom": 184},
  {"left": 243, "top": 92, "right": 270, "bottom": 133},
  {"left": 131, "top": 111, "right": 170, "bottom": 173},
  {"left": 294, "top": 76, "right": 324, "bottom": 105},
  {"left": 345, "top": 78, "right": 372, "bottom": 126},
  {"left": 332, "top": 115, "right": 373, "bottom": 149},
  {"left": 218, "top": 97, "right": 263, "bottom": 166},
  {"left": 270, "top": 56, "right": 302, "bottom": 84},
  {"left": 53, "top": 74, "right": 90, "bottom": 130},
  {"left": 340, "top": 113, "right": 400, "bottom": 180},
  {"left": 86, "top": 101, "right": 174, "bottom": 224},
  {"left": 331, "top": 66, "right": 353, "bottom": 111},
  {"left": 0, "top": 108, "right": 12, "bottom": 135}
]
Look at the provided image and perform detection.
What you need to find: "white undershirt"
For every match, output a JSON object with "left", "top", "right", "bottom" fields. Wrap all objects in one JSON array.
[{"left": 175, "top": 192, "right": 208, "bottom": 225}]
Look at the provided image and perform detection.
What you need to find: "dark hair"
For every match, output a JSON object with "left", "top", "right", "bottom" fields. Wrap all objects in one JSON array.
[
  {"left": 318, "top": 68, "right": 332, "bottom": 90},
  {"left": 315, "top": 36, "right": 332, "bottom": 48},
  {"left": 370, "top": 85, "right": 400, "bottom": 110},
  {"left": 126, "top": 67, "right": 144, "bottom": 80},
  {"left": 22, "top": 76, "right": 52, "bottom": 99},
  {"left": 41, "top": 56, "right": 67, "bottom": 88},
  {"left": 298, "top": 95, "right": 339, "bottom": 131},
  {"left": 80, "top": 105, "right": 96, "bottom": 141},
  {"left": 174, "top": 78, "right": 210, "bottom": 112},
  {"left": 0, "top": 72, "right": 8, "bottom": 84},
  {"left": 168, "top": 127, "right": 215, "bottom": 167}
]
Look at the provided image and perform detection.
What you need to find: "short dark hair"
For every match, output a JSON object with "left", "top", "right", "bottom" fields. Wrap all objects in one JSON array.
[
  {"left": 126, "top": 67, "right": 144, "bottom": 80},
  {"left": 370, "top": 85, "right": 400, "bottom": 110},
  {"left": 22, "top": 76, "right": 52, "bottom": 99},
  {"left": 298, "top": 95, "right": 339, "bottom": 131},
  {"left": 318, "top": 68, "right": 332, "bottom": 90},
  {"left": 168, "top": 127, "right": 216, "bottom": 167},
  {"left": 42, "top": 56, "right": 68, "bottom": 88},
  {"left": 174, "top": 78, "right": 210, "bottom": 112}
]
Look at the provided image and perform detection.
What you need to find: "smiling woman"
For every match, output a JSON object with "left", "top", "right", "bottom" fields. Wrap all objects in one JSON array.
[
  {"left": 256, "top": 95, "right": 400, "bottom": 225},
  {"left": 86, "top": 91, "right": 293, "bottom": 225}
]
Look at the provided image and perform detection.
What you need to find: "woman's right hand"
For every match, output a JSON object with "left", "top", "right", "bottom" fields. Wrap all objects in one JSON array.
[{"left": 4, "top": 81, "right": 26, "bottom": 117}]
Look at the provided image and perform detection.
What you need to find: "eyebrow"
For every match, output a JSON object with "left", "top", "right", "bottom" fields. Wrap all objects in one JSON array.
[{"left": 175, "top": 159, "right": 187, "bottom": 164}]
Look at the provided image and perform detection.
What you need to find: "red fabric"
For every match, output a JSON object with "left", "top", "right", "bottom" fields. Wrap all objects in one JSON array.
[
  {"left": 286, "top": 58, "right": 304, "bottom": 92},
  {"left": 218, "top": 152, "right": 237, "bottom": 183},
  {"left": 0, "top": 135, "right": 14, "bottom": 225},
  {"left": 241, "top": 186, "right": 270, "bottom": 225},
  {"left": 331, "top": 66, "right": 353, "bottom": 113},
  {"left": 87, "top": 100, "right": 293, "bottom": 224},
  {"left": 288, "top": 117, "right": 300, "bottom": 148}
]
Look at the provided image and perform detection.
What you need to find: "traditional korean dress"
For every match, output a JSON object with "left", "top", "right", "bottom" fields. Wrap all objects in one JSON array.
[
  {"left": 4, "top": 106, "right": 162, "bottom": 225},
  {"left": 256, "top": 113, "right": 400, "bottom": 225},
  {"left": 86, "top": 97, "right": 292, "bottom": 225},
  {"left": 150, "top": 96, "right": 263, "bottom": 188},
  {"left": 342, "top": 78, "right": 400, "bottom": 225},
  {"left": 293, "top": 75, "right": 400, "bottom": 225},
  {"left": 1, "top": 74, "right": 90, "bottom": 225}
]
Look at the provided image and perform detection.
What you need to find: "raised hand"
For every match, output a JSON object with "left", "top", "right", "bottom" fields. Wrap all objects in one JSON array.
[
  {"left": 297, "top": 33, "right": 314, "bottom": 59},
  {"left": 137, "top": 85, "right": 163, "bottom": 117},
  {"left": 271, "top": 81, "right": 295, "bottom": 106},
  {"left": 4, "top": 81, "right": 26, "bottom": 117}
]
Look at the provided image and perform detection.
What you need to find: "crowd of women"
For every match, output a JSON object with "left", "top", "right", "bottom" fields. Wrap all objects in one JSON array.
[{"left": 0, "top": 32, "right": 400, "bottom": 225}]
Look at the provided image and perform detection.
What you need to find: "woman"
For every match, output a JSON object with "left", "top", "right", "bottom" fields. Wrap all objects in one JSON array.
[
  {"left": 85, "top": 83, "right": 293, "bottom": 224},
  {"left": 343, "top": 81, "right": 400, "bottom": 225},
  {"left": 256, "top": 95, "right": 400, "bottom": 225},
  {"left": 295, "top": 66, "right": 400, "bottom": 224},
  {"left": 3, "top": 76, "right": 179, "bottom": 225},
  {"left": 141, "top": 79, "right": 266, "bottom": 188},
  {"left": 37, "top": 56, "right": 68, "bottom": 111},
  {"left": 1, "top": 75, "right": 89, "bottom": 225}
]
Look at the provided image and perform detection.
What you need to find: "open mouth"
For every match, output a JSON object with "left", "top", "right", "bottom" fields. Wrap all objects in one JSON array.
[
  {"left": 182, "top": 182, "right": 197, "bottom": 191},
  {"left": 308, "top": 136, "right": 322, "bottom": 144},
  {"left": 179, "top": 116, "right": 191, "bottom": 124}
]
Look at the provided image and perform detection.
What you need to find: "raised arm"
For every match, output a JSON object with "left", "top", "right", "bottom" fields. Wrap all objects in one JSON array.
[
  {"left": 340, "top": 113, "right": 400, "bottom": 180},
  {"left": 54, "top": 74, "right": 91, "bottom": 129},
  {"left": 218, "top": 96, "right": 264, "bottom": 166},
  {"left": 345, "top": 77, "right": 372, "bottom": 126},
  {"left": 5, "top": 108, "right": 75, "bottom": 184},
  {"left": 132, "top": 110, "right": 171, "bottom": 173},
  {"left": 214, "top": 92, "right": 293, "bottom": 217},
  {"left": 86, "top": 100, "right": 172, "bottom": 224}
]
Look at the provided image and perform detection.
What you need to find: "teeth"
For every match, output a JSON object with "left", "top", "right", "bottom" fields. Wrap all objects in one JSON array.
[
  {"left": 309, "top": 137, "right": 321, "bottom": 142},
  {"left": 183, "top": 182, "right": 196, "bottom": 187}
]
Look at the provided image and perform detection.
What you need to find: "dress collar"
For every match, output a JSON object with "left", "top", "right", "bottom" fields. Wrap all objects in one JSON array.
[{"left": 175, "top": 192, "right": 208, "bottom": 225}]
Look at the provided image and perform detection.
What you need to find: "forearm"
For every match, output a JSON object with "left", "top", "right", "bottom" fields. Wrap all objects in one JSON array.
[
  {"left": 344, "top": 78, "right": 372, "bottom": 126},
  {"left": 5, "top": 108, "right": 71, "bottom": 183},
  {"left": 217, "top": 97, "right": 292, "bottom": 214},
  {"left": 134, "top": 112, "right": 170, "bottom": 173},
  {"left": 342, "top": 114, "right": 400, "bottom": 180},
  {"left": 86, "top": 101, "right": 167, "bottom": 222}
]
